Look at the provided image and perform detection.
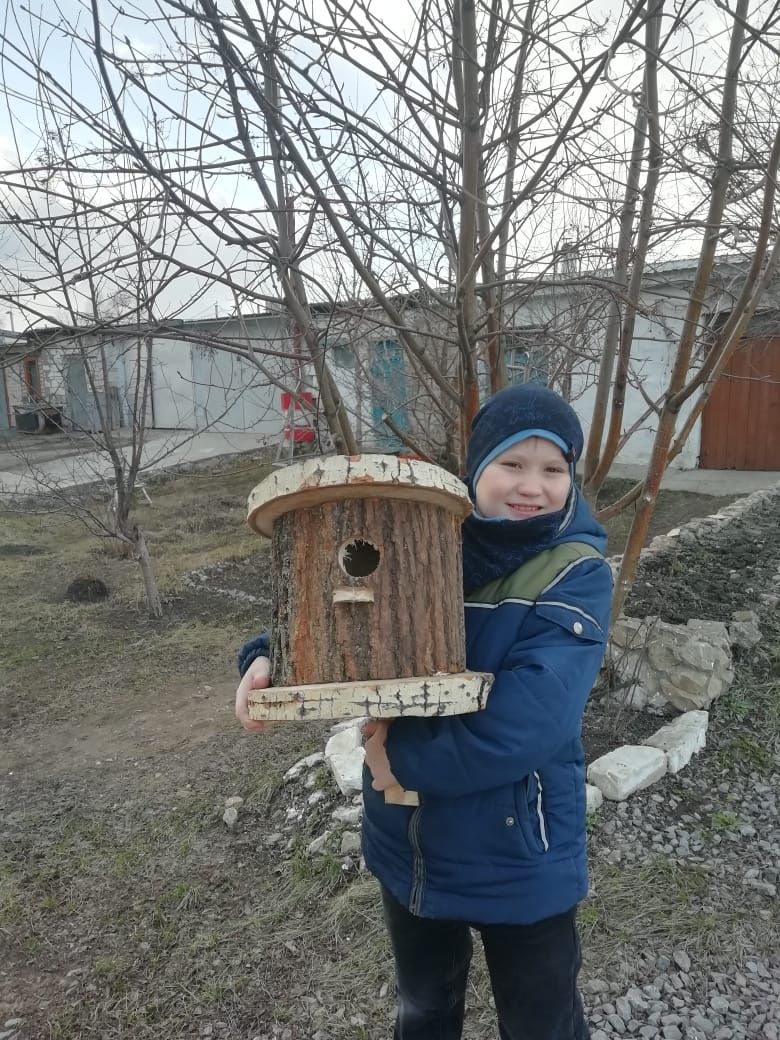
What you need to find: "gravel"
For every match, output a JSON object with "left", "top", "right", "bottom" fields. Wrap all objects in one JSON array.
[{"left": 578, "top": 484, "right": 780, "bottom": 1040}]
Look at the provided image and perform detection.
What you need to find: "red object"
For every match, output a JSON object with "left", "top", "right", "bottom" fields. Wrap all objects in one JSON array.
[
  {"left": 281, "top": 390, "right": 314, "bottom": 411},
  {"left": 284, "top": 428, "right": 316, "bottom": 443},
  {"left": 281, "top": 389, "right": 316, "bottom": 444}
]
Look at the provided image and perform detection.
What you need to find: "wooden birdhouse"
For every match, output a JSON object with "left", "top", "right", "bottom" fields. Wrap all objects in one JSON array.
[{"left": 245, "top": 455, "right": 492, "bottom": 800}]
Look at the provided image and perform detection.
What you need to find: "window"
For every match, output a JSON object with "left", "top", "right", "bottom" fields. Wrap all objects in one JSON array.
[
  {"left": 328, "top": 342, "right": 355, "bottom": 370},
  {"left": 503, "top": 329, "right": 550, "bottom": 386}
]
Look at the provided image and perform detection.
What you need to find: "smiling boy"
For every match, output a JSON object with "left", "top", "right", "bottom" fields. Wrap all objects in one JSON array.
[
  {"left": 473, "top": 434, "right": 573, "bottom": 520},
  {"left": 236, "top": 384, "right": 613, "bottom": 1039},
  {"left": 360, "top": 385, "right": 613, "bottom": 1040}
]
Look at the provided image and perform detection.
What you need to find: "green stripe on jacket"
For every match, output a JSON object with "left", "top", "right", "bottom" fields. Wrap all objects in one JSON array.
[{"left": 466, "top": 542, "right": 604, "bottom": 605}]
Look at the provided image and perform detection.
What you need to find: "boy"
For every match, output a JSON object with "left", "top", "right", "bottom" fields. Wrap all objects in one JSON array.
[{"left": 236, "top": 384, "right": 613, "bottom": 1040}]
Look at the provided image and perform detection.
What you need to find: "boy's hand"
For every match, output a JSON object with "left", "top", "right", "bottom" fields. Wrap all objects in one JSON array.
[
  {"left": 363, "top": 719, "right": 399, "bottom": 792},
  {"left": 235, "top": 656, "right": 277, "bottom": 733}
]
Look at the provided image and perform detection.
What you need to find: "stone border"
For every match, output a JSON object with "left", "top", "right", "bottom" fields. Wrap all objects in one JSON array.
[
  {"left": 586, "top": 478, "right": 780, "bottom": 809},
  {"left": 243, "top": 478, "right": 780, "bottom": 854},
  {"left": 633, "top": 480, "right": 780, "bottom": 564}
]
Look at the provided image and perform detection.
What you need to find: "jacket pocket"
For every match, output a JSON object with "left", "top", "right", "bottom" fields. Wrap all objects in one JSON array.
[
  {"left": 514, "top": 773, "right": 550, "bottom": 855},
  {"left": 421, "top": 789, "right": 538, "bottom": 863}
]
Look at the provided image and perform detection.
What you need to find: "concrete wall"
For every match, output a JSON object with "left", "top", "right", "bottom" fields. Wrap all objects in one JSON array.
[
  {"left": 20, "top": 314, "right": 294, "bottom": 440},
  {"left": 509, "top": 282, "right": 706, "bottom": 470}
]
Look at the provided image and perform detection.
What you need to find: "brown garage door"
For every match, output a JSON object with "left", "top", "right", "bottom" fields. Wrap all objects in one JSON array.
[{"left": 699, "top": 337, "right": 780, "bottom": 469}]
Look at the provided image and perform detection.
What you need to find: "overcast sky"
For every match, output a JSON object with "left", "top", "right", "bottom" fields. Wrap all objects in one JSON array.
[{"left": 1, "top": 0, "right": 777, "bottom": 333}]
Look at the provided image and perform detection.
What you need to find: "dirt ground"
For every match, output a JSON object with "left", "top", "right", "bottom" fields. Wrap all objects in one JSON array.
[{"left": 0, "top": 457, "right": 775, "bottom": 1039}]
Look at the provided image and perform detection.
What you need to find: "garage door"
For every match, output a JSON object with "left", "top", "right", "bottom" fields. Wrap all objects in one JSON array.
[
  {"left": 152, "top": 340, "right": 196, "bottom": 429},
  {"left": 699, "top": 337, "right": 780, "bottom": 469},
  {"left": 192, "top": 346, "right": 283, "bottom": 437}
]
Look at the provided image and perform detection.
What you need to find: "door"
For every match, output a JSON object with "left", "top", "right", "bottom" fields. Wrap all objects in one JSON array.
[
  {"left": 66, "top": 357, "right": 99, "bottom": 432},
  {"left": 369, "top": 339, "right": 409, "bottom": 452},
  {"left": 192, "top": 345, "right": 288, "bottom": 439},
  {"left": 152, "top": 339, "right": 196, "bottom": 428},
  {"left": 65, "top": 358, "right": 120, "bottom": 432},
  {"left": 700, "top": 337, "right": 780, "bottom": 469},
  {"left": 0, "top": 370, "right": 9, "bottom": 430},
  {"left": 192, "top": 345, "right": 248, "bottom": 430}
]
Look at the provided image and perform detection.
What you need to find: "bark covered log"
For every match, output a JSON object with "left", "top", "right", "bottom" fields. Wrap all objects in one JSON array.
[{"left": 270, "top": 497, "right": 465, "bottom": 686}]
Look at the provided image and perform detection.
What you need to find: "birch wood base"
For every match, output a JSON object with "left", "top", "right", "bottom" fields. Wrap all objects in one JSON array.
[
  {"left": 247, "top": 671, "right": 492, "bottom": 721},
  {"left": 248, "top": 672, "right": 494, "bottom": 808}
]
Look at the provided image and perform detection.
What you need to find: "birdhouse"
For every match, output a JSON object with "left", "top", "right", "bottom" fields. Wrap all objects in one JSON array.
[{"left": 245, "top": 454, "right": 492, "bottom": 732}]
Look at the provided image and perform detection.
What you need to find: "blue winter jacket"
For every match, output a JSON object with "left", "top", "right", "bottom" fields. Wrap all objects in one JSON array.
[{"left": 361, "top": 498, "right": 613, "bottom": 925}]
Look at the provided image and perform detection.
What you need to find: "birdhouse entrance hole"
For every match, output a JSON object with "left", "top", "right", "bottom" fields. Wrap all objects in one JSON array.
[{"left": 339, "top": 538, "right": 381, "bottom": 578}]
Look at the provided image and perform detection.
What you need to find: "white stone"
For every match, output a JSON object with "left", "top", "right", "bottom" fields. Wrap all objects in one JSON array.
[
  {"left": 325, "top": 725, "right": 363, "bottom": 759},
  {"left": 728, "top": 610, "right": 762, "bottom": 648},
  {"left": 222, "top": 806, "right": 239, "bottom": 831},
  {"left": 609, "top": 615, "right": 733, "bottom": 713},
  {"left": 644, "top": 711, "right": 708, "bottom": 773},
  {"left": 328, "top": 747, "right": 365, "bottom": 796},
  {"left": 586, "top": 784, "right": 604, "bottom": 813},
  {"left": 331, "top": 716, "right": 368, "bottom": 734},
  {"left": 306, "top": 831, "right": 332, "bottom": 856},
  {"left": 284, "top": 751, "right": 325, "bottom": 781},
  {"left": 224, "top": 796, "right": 244, "bottom": 809},
  {"left": 340, "top": 830, "right": 362, "bottom": 856},
  {"left": 587, "top": 746, "right": 667, "bottom": 801},
  {"left": 332, "top": 805, "right": 362, "bottom": 826}
]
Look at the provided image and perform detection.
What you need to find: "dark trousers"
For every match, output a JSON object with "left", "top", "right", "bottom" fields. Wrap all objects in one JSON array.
[{"left": 381, "top": 887, "right": 590, "bottom": 1040}]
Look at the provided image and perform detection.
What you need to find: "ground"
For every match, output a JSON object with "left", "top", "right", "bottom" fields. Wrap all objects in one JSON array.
[{"left": 0, "top": 457, "right": 777, "bottom": 1039}]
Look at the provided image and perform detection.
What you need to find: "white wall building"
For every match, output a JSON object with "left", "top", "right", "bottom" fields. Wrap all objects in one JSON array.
[
  {"left": 503, "top": 259, "right": 780, "bottom": 470},
  {"left": 8, "top": 312, "right": 296, "bottom": 448},
  {"left": 6, "top": 260, "right": 779, "bottom": 471}
]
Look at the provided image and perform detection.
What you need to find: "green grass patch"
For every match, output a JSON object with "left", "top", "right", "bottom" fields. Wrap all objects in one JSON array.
[
  {"left": 581, "top": 856, "right": 743, "bottom": 972},
  {"left": 710, "top": 810, "right": 740, "bottom": 832}
]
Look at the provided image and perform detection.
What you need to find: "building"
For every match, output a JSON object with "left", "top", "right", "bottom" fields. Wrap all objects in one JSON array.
[
  {"left": 3, "top": 312, "right": 295, "bottom": 445},
  {"left": 5, "top": 257, "right": 779, "bottom": 471},
  {"left": 501, "top": 257, "right": 780, "bottom": 471}
]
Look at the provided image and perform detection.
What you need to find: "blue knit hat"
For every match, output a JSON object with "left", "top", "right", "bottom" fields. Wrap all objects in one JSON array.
[{"left": 465, "top": 384, "right": 583, "bottom": 493}]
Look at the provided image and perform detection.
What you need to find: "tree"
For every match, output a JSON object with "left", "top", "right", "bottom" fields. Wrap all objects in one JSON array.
[
  {"left": 2, "top": 0, "right": 780, "bottom": 616},
  {"left": 0, "top": 138, "right": 191, "bottom": 614}
]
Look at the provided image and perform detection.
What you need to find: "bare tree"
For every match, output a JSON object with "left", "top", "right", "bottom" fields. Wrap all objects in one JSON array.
[
  {"left": 0, "top": 137, "right": 190, "bottom": 613},
  {"left": 59, "top": 0, "right": 648, "bottom": 464},
  {"left": 572, "top": 0, "right": 780, "bottom": 616},
  {"left": 3, "top": 0, "right": 780, "bottom": 617}
]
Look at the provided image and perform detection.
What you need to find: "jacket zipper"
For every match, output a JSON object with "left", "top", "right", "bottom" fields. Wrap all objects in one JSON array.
[
  {"left": 408, "top": 802, "right": 426, "bottom": 914},
  {"left": 533, "top": 771, "right": 550, "bottom": 852}
]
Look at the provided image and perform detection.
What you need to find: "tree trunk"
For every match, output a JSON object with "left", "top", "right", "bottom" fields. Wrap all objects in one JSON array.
[
  {"left": 270, "top": 498, "right": 465, "bottom": 686},
  {"left": 131, "top": 524, "right": 163, "bottom": 618}
]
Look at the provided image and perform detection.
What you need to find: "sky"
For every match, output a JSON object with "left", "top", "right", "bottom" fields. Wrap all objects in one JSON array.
[{"left": 1, "top": 0, "right": 778, "bottom": 334}]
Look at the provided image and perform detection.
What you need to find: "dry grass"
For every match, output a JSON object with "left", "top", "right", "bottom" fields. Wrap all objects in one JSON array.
[
  {"left": 580, "top": 857, "right": 767, "bottom": 976},
  {"left": 1, "top": 457, "right": 776, "bottom": 1039},
  {"left": 0, "top": 456, "right": 273, "bottom": 729}
]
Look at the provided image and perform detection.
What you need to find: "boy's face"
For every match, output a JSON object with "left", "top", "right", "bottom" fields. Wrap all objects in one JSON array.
[{"left": 474, "top": 437, "right": 571, "bottom": 521}]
